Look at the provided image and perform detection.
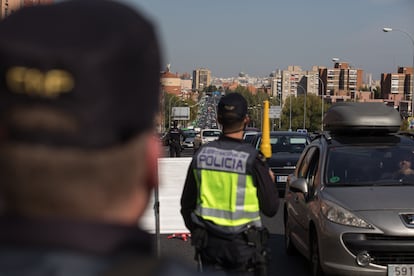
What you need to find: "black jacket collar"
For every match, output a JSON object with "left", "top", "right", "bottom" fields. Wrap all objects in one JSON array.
[{"left": 0, "top": 215, "right": 154, "bottom": 256}]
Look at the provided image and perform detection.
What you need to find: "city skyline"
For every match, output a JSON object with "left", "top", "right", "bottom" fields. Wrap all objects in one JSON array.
[{"left": 121, "top": 0, "right": 414, "bottom": 79}]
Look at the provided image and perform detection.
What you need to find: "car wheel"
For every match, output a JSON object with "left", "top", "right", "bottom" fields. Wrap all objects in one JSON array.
[
  {"left": 284, "top": 213, "right": 298, "bottom": 255},
  {"left": 310, "top": 230, "right": 324, "bottom": 276}
]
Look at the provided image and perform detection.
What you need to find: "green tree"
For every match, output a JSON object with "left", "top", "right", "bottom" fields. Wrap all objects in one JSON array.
[
  {"left": 249, "top": 91, "right": 273, "bottom": 128},
  {"left": 185, "top": 98, "right": 198, "bottom": 126},
  {"left": 360, "top": 85, "right": 370, "bottom": 91},
  {"left": 372, "top": 86, "right": 381, "bottom": 99},
  {"left": 401, "top": 118, "right": 409, "bottom": 131},
  {"left": 204, "top": 85, "right": 218, "bottom": 94},
  {"left": 231, "top": 85, "right": 251, "bottom": 101},
  {"left": 222, "top": 87, "right": 330, "bottom": 132},
  {"left": 226, "top": 85, "right": 288, "bottom": 129},
  {"left": 280, "top": 94, "right": 330, "bottom": 132},
  {"left": 226, "top": 86, "right": 274, "bottom": 128}
]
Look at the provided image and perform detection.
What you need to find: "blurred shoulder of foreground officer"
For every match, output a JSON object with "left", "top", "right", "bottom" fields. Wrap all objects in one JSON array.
[
  {"left": 180, "top": 92, "right": 280, "bottom": 275},
  {"left": 0, "top": 0, "right": 196, "bottom": 275}
]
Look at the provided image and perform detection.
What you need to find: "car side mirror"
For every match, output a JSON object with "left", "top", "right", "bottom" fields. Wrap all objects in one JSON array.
[{"left": 290, "top": 178, "right": 308, "bottom": 194}]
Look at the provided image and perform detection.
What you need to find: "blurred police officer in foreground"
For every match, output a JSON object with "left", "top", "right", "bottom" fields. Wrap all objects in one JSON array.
[
  {"left": 180, "top": 92, "right": 280, "bottom": 275},
  {"left": 0, "top": 1, "right": 196, "bottom": 275}
]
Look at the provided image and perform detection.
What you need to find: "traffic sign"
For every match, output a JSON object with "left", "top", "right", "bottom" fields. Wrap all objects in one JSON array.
[
  {"left": 269, "top": 106, "right": 281, "bottom": 119},
  {"left": 172, "top": 106, "right": 190, "bottom": 120}
]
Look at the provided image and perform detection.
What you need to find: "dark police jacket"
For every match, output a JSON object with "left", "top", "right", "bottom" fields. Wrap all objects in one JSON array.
[
  {"left": 0, "top": 215, "right": 197, "bottom": 276},
  {"left": 167, "top": 127, "right": 184, "bottom": 146}
]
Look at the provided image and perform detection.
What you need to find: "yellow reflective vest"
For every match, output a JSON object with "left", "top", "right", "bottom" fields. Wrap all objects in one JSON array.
[{"left": 193, "top": 140, "right": 262, "bottom": 234}]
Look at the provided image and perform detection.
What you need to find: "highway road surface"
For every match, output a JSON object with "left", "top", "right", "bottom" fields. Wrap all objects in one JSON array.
[{"left": 157, "top": 201, "right": 311, "bottom": 275}]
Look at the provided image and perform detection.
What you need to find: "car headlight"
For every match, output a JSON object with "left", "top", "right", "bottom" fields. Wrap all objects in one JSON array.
[{"left": 321, "top": 200, "right": 373, "bottom": 229}]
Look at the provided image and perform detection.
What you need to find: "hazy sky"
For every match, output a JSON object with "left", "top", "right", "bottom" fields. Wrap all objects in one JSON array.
[{"left": 119, "top": 0, "right": 413, "bottom": 79}]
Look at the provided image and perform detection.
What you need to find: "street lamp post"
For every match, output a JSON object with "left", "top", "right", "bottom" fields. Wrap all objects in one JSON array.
[
  {"left": 161, "top": 91, "right": 166, "bottom": 133},
  {"left": 289, "top": 92, "right": 292, "bottom": 131},
  {"left": 306, "top": 75, "right": 325, "bottom": 131},
  {"left": 278, "top": 92, "right": 282, "bottom": 129},
  {"left": 248, "top": 107, "right": 254, "bottom": 128},
  {"left": 256, "top": 104, "right": 262, "bottom": 129},
  {"left": 297, "top": 84, "right": 306, "bottom": 129},
  {"left": 168, "top": 98, "right": 174, "bottom": 129},
  {"left": 187, "top": 101, "right": 201, "bottom": 127},
  {"left": 252, "top": 107, "right": 257, "bottom": 128},
  {"left": 382, "top": 27, "right": 414, "bottom": 118},
  {"left": 269, "top": 96, "right": 276, "bottom": 131},
  {"left": 317, "top": 76, "right": 325, "bottom": 131},
  {"left": 248, "top": 105, "right": 261, "bottom": 128}
]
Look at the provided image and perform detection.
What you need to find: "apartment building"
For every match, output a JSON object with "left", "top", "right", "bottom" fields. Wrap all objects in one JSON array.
[
  {"left": 270, "top": 70, "right": 282, "bottom": 101},
  {"left": 318, "top": 62, "right": 363, "bottom": 102},
  {"left": 279, "top": 66, "right": 302, "bottom": 105},
  {"left": 381, "top": 66, "right": 413, "bottom": 116},
  {"left": 192, "top": 68, "right": 211, "bottom": 92},
  {"left": 272, "top": 66, "right": 320, "bottom": 108}
]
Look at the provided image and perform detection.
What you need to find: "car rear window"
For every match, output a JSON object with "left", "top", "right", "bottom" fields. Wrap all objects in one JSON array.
[
  {"left": 291, "top": 137, "right": 307, "bottom": 144},
  {"left": 203, "top": 130, "right": 221, "bottom": 137},
  {"left": 268, "top": 136, "right": 307, "bottom": 144},
  {"left": 259, "top": 135, "right": 308, "bottom": 154},
  {"left": 184, "top": 131, "right": 197, "bottom": 138}
]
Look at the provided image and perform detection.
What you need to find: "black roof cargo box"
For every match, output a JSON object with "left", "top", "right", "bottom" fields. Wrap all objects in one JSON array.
[{"left": 324, "top": 102, "right": 401, "bottom": 133}]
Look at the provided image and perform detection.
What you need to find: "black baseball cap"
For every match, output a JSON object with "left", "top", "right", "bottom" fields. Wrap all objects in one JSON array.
[
  {"left": 0, "top": 0, "right": 162, "bottom": 149},
  {"left": 217, "top": 93, "right": 248, "bottom": 123}
]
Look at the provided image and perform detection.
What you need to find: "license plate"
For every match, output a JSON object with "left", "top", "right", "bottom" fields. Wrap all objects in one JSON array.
[
  {"left": 388, "top": 265, "right": 414, "bottom": 276},
  {"left": 277, "top": 175, "right": 287, "bottom": 182}
]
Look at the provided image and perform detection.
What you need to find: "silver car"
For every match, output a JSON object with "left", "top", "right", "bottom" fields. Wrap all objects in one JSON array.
[
  {"left": 182, "top": 136, "right": 195, "bottom": 148},
  {"left": 284, "top": 102, "right": 414, "bottom": 276},
  {"left": 193, "top": 129, "right": 222, "bottom": 152}
]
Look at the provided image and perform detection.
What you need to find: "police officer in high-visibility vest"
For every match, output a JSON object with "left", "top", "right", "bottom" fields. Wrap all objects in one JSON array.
[{"left": 180, "top": 92, "right": 280, "bottom": 275}]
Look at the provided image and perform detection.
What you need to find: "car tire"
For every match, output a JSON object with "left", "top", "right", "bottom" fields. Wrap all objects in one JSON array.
[
  {"left": 284, "top": 212, "right": 298, "bottom": 255},
  {"left": 310, "top": 230, "right": 324, "bottom": 276}
]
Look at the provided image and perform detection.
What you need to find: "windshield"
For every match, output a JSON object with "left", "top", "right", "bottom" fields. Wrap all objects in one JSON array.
[
  {"left": 326, "top": 146, "right": 414, "bottom": 186},
  {"left": 258, "top": 135, "right": 308, "bottom": 154},
  {"left": 184, "top": 131, "right": 197, "bottom": 138}
]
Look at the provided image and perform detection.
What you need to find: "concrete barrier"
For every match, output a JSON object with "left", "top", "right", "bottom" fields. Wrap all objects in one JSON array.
[{"left": 139, "top": 157, "right": 192, "bottom": 234}]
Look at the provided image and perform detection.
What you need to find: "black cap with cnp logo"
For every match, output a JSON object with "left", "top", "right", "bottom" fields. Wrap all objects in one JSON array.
[
  {"left": 0, "top": 0, "right": 161, "bottom": 149},
  {"left": 217, "top": 93, "right": 248, "bottom": 124}
]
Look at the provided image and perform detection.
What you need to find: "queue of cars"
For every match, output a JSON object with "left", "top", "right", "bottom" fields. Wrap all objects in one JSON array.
[
  {"left": 183, "top": 94, "right": 222, "bottom": 152},
  {"left": 284, "top": 102, "right": 414, "bottom": 276}
]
